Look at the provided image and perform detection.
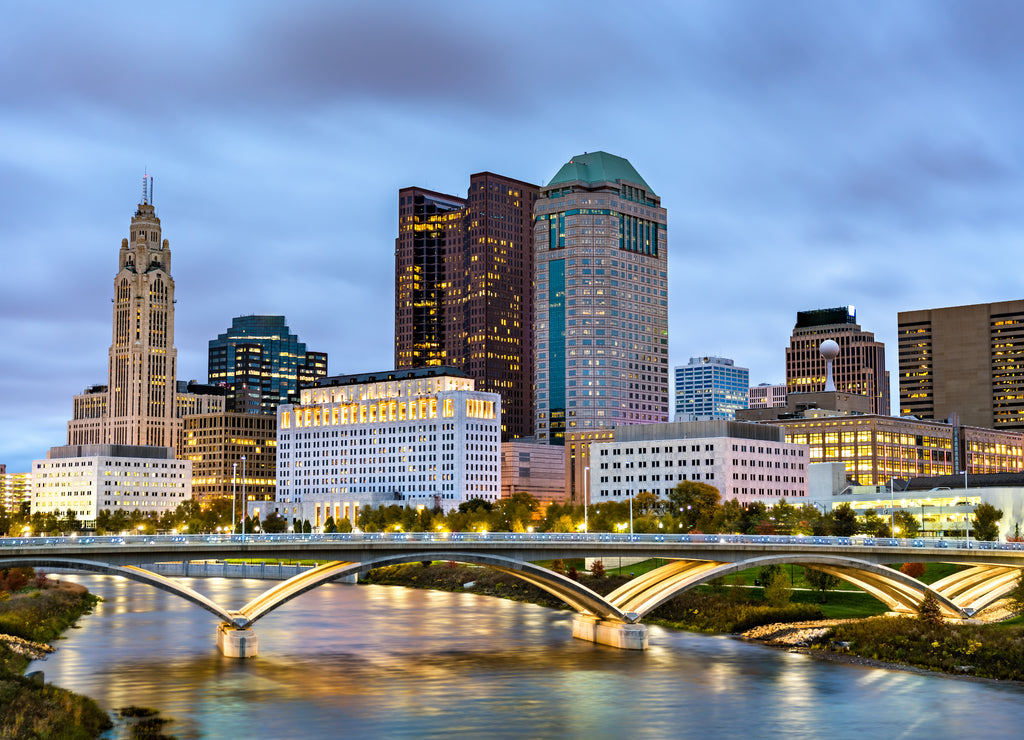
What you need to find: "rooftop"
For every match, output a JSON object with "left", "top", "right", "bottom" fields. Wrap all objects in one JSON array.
[{"left": 545, "top": 151, "right": 654, "bottom": 194}]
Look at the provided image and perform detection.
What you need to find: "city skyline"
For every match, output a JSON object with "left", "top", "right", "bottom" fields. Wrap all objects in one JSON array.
[{"left": 4, "top": 2, "right": 1024, "bottom": 471}]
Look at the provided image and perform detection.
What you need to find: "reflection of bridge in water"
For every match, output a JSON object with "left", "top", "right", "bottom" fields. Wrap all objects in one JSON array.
[{"left": 3, "top": 533, "right": 1023, "bottom": 656}]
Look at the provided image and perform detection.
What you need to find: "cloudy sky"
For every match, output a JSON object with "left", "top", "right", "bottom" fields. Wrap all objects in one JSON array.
[{"left": 2, "top": 1, "right": 1023, "bottom": 472}]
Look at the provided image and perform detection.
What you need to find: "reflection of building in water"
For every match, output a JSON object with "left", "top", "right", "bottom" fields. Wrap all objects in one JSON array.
[{"left": 275, "top": 367, "right": 501, "bottom": 526}]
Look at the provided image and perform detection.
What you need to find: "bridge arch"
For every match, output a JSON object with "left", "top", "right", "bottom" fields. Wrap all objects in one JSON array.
[
  {"left": 236, "top": 552, "right": 629, "bottom": 627},
  {"left": 0, "top": 558, "right": 239, "bottom": 625},
  {"left": 605, "top": 555, "right": 969, "bottom": 619}
]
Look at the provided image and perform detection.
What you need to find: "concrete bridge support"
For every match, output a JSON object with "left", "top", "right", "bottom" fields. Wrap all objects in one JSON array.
[
  {"left": 572, "top": 615, "right": 648, "bottom": 650},
  {"left": 217, "top": 624, "right": 258, "bottom": 658}
]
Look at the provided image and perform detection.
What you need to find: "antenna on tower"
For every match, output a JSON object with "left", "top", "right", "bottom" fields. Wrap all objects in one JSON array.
[{"left": 141, "top": 171, "right": 153, "bottom": 205}]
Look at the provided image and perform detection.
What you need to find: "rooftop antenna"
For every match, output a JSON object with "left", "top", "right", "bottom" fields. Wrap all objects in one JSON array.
[{"left": 141, "top": 171, "right": 153, "bottom": 205}]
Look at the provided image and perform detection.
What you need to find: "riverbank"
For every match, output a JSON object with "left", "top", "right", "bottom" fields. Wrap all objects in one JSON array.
[{"left": 0, "top": 576, "right": 112, "bottom": 738}]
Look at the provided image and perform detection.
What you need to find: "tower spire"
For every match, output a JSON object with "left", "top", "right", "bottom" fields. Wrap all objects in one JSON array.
[{"left": 141, "top": 172, "right": 153, "bottom": 205}]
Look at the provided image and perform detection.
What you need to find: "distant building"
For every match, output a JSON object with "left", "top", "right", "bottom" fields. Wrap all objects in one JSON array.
[
  {"left": 590, "top": 421, "right": 808, "bottom": 505},
  {"left": 31, "top": 444, "right": 191, "bottom": 526},
  {"left": 1, "top": 468, "right": 30, "bottom": 513},
  {"left": 749, "top": 383, "right": 787, "bottom": 409},
  {"left": 501, "top": 440, "right": 566, "bottom": 506},
  {"left": 786, "top": 306, "right": 889, "bottom": 416},
  {"left": 674, "top": 356, "right": 749, "bottom": 421},
  {"left": 275, "top": 367, "right": 501, "bottom": 526},
  {"left": 180, "top": 412, "right": 277, "bottom": 507},
  {"left": 899, "top": 299, "right": 1024, "bottom": 429},
  {"left": 534, "top": 152, "right": 669, "bottom": 445},
  {"left": 395, "top": 173, "right": 539, "bottom": 441},
  {"left": 208, "top": 315, "right": 327, "bottom": 414}
]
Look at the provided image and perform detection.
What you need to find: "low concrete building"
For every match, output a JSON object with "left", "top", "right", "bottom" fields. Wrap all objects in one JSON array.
[
  {"left": 590, "top": 421, "right": 809, "bottom": 505},
  {"left": 31, "top": 444, "right": 191, "bottom": 526},
  {"left": 501, "top": 440, "right": 566, "bottom": 505}
]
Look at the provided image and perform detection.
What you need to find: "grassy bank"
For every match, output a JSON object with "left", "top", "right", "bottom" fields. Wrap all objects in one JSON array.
[{"left": 0, "top": 577, "right": 113, "bottom": 739}]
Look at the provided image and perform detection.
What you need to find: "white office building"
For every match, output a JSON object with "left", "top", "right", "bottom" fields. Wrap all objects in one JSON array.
[
  {"left": 31, "top": 444, "right": 191, "bottom": 525},
  {"left": 590, "top": 420, "right": 808, "bottom": 505},
  {"left": 275, "top": 367, "right": 501, "bottom": 526}
]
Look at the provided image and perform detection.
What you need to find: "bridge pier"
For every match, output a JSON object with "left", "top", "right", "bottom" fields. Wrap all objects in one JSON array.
[
  {"left": 572, "top": 614, "right": 648, "bottom": 650},
  {"left": 217, "top": 623, "right": 258, "bottom": 658}
]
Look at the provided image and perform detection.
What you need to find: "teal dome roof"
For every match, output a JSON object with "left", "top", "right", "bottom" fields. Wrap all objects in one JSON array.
[{"left": 545, "top": 151, "right": 654, "bottom": 195}]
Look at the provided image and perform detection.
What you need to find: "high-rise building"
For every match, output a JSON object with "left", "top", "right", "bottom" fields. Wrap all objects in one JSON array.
[
  {"left": 899, "top": 300, "right": 1024, "bottom": 429},
  {"left": 68, "top": 177, "right": 185, "bottom": 448},
  {"left": 534, "top": 152, "right": 669, "bottom": 445},
  {"left": 785, "top": 306, "right": 889, "bottom": 416},
  {"left": 749, "top": 383, "right": 788, "bottom": 409},
  {"left": 208, "top": 315, "right": 328, "bottom": 414},
  {"left": 395, "top": 173, "right": 538, "bottom": 441},
  {"left": 180, "top": 412, "right": 277, "bottom": 506},
  {"left": 674, "top": 356, "right": 749, "bottom": 421}
]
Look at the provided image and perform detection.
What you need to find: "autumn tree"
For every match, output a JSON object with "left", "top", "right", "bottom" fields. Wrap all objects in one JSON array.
[{"left": 899, "top": 562, "right": 926, "bottom": 579}]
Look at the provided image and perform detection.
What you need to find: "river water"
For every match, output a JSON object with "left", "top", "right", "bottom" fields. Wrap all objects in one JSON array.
[{"left": 31, "top": 575, "right": 1024, "bottom": 739}]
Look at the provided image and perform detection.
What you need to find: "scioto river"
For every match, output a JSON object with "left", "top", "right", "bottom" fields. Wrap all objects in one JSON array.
[{"left": 31, "top": 575, "right": 1024, "bottom": 739}]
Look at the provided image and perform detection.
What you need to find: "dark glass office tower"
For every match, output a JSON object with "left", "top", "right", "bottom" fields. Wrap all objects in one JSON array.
[{"left": 208, "top": 315, "right": 327, "bottom": 414}]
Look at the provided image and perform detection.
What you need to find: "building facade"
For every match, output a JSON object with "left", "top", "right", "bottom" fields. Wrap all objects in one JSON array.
[
  {"left": 1, "top": 468, "right": 30, "bottom": 513},
  {"left": 899, "top": 300, "right": 1024, "bottom": 429},
  {"left": 534, "top": 152, "right": 669, "bottom": 445},
  {"left": 786, "top": 306, "right": 889, "bottom": 416},
  {"left": 780, "top": 414, "right": 1024, "bottom": 486},
  {"left": 749, "top": 383, "right": 788, "bottom": 409},
  {"left": 180, "top": 412, "right": 277, "bottom": 506},
  {"left": 395, "top": 173, "right": 538, "bottom": 441},
  {"left": 275, "top": 367, "right": 501, "bottom": 526},
  {"left": 208, "top": 315, "right": 327, "bottom": 414},
  {"left": 500, "top": 440, "right": 567, "bottom": 506},
  {"left": 31, "top": 444, "right": 191, "bottom": 525},
  {"left": 674, "top": 356, "right": 749, "bottom": 421},
  {"left": 68, "top": 178, "right": 181, "bottom": 448},
  {"left": 590, "top": 421, "right": 808, "bottom": 505}
]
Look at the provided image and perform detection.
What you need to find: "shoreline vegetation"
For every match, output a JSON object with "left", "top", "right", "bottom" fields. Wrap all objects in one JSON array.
[
  {"left": 362, "top": 560, "right": 1024, "bottom": 684},
  {"left": 0, "top": 569, "right": 112, "bottom": 738}
]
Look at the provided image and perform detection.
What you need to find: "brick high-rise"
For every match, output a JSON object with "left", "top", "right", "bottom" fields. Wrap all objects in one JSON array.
[{"left": 395, "top": 172, "right": 538, "bottom": 441}]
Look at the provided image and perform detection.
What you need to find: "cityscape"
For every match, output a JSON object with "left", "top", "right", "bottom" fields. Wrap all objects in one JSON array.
[{"left": 4, "top": 2, "right": 1024, "bottom": 738}]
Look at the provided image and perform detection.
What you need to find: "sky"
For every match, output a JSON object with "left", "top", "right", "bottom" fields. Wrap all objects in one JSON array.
[{"left": 3, "top": 1, "right": 1024, "bottom": 472}]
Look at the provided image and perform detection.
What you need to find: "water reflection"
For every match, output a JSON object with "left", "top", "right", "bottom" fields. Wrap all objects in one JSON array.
[{"left": 31, "top": 575, "right": 1024, "bottom": 739}]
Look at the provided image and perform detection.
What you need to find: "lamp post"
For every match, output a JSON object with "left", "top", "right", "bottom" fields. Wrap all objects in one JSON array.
[
  {"left": 241, "top": 455, "right": 247, "bottom": 537},
  {"left": 889, "top": 476, "right": 896, "bottom": 536},
  {"left": 629, "top": 492, "right": 634, "bottom": 536},
  {"left": 232, "top": 462, "right": 237, "bottom": 535},
  {"left": 583, "top": 466, "right": 589, "bottom": 535},
  {"left": 960, "top": 469, "right": 970, "bottom": 544}
]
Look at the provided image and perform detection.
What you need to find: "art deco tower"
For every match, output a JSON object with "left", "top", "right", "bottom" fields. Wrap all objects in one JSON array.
[{"left": 68, "top": 176, "right": 180, "bottom": 447}]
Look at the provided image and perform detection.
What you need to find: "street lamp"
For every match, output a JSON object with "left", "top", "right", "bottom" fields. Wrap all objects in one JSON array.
[
  {"left": 583, "top": 466, "right": 589, "bottom": 535},
  {"left": 241, "top": 455, "right": 247, "bottom": 537},
  {"left": 629, "top": 492, "right": 634, "bottom": 536},
  {"left": 960, "top": 469, "right": 970, "bottom": 544},
  {"left": 232, "top": 462, "right": 237, "bottom": 535},
  {"left": 889, "top": 476, "right": 896, "bottom": 535}
]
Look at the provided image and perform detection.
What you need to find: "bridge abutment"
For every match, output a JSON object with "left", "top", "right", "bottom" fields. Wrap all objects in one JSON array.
[
  {"left": 217, "top": 623, "right": 258, "bottom": 658},
  {"left": 572, "top": 614, "right": 648, "bottom": 650}
]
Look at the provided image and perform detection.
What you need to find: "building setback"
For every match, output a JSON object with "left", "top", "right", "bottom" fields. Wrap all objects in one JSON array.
[
  {"left": 275, "top": 367, "right": 501, "bottom": 526},
  {"left": 31, "top": 444, "right": 191, "bottom": 525},
  {"left": 534, "top": 152, "right": 669, "bottom": 445},
  {"left": 674, "top": 356, "right": 749, "bottom": 421},
  {"left": 395, "top": 173, "right": 538, "bottom": 442},
  {"left": 899, "top": 300, "right": 1024, "bottom": 429},
  {"left": 786, "top": 307, "right": 889, "bottom": 416},
  {"left": 208, "top": 315, "right": 327, "bottom": 414},
  {"left": 590, "top": 421, "right": 808, "bottom": 505}
]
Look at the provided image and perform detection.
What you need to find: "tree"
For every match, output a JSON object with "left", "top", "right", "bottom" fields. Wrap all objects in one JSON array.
[
  {"left": 668, "top": 481, "right": 720, "bottom": 532},
  {"left": 337, "top": 517, "right": 353, "bottom": 533},
  {"left": 763, "top": 571, "right": 792, "bottom": 607},
  {"left": 757, "top": 564, "right": 783, "bottom": 587},
  {"left": 831, "top": 503, "right": 859, "bottom": 536},
  {"left": 918, "top": 591, "right": 944, "bottom": 625},
  {"left": 899, "top": 562, "right": 926, "bottom": 579},
  {"left": 590, "top": 560, "right": 606, "bottom": 579},
  {"left": 261, "top": 512, "right": 288, "bottom": 533},
  {"left": 301, "top": 519, "right": 312, "bottom": 534},
  {"left": 973, "top": 502, "right": 1003, "bottom": 541},
  {"left": 805, "top": 568, "right": 841, "bottom": 603},
  {"left": 323, "top": 516, "right": 337, "bottom": 534},
  {"left": 633, "top": 491, "right": 663, "bottom": 516},
  {"left": 860, "top": 509, "right": 886, "bottom": 536},
  {"left": 893, "top": 510, "right": 920, "bottom": 538}
]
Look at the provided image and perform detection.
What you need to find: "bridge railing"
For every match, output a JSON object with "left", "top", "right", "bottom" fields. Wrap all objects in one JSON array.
[{"left": 0, "top": 531, "right": 1021, "bottom": 551}]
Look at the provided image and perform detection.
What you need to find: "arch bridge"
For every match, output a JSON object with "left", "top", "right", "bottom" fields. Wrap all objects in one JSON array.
[{"left": 2, "top": 533, "right": 1022, "bottom": 656}]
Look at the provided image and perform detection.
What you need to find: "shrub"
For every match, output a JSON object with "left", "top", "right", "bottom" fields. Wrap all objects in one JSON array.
[
  {"left": 590, "top": 560, "right": 606, "bottom": 579},
  {"left": 918, "top": 592, "right": 944, "bottom": 625},
  {"left": 900, "top": 562, "right": 926, "bottom": 579},
  {"left": 566, "top": 566, "right": 578, "bottom": 581}
]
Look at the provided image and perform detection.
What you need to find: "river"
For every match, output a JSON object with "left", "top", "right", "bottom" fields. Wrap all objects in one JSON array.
[{"left": 31, "top": 575, "right": 1024, "bottom": 739}]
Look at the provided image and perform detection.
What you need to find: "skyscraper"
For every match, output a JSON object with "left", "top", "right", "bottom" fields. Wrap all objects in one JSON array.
[
  {"left": 674, "top": 356, "right": 749, "bottom": 421},
  {"left": 395, "top": 173, "right": 538, "bottom": 441},
  {"left": 534, "top": 152, "right": 669, "bottom": 445},
  {"left": 68, "top": 177, "right": 183, "bottom": 447},
  {"left": 785, "top": 306, "right": 889, "bottom": 416},
  {"left": 208, "top": 315, "right": 327, "bottom": 414},
  {"left": 899, "top": 300, "right": 1024, "bottom": 429}
]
